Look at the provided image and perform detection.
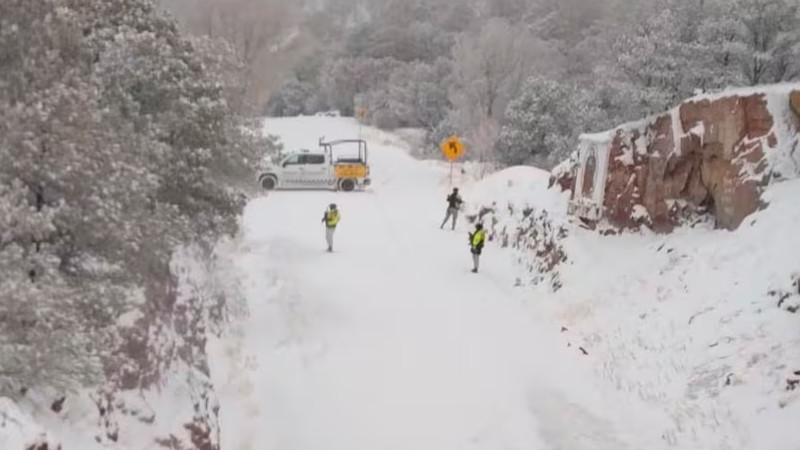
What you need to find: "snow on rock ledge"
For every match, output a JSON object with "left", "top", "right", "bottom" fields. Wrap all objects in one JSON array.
[{"left": 556, "top": 83, "right": 800, "bottom": 232}]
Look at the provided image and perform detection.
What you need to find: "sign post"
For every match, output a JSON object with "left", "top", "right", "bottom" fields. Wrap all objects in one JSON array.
[
  {"left": 440, "top": 135, "right": 465, "bottom": 186},
  {"left": 356, "top": 108, "right": 367, "bottom": 140}
]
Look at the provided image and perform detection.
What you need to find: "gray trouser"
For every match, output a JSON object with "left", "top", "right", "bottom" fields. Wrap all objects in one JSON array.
[
  {"left": 472, "top": 253, "right": 480, "bottom": 270},
  {"left": 325, "top": 227, "right": 336, "bottom": 249},
  {"left": 441, "top": 207, "right": 459, "bottom": 229}
]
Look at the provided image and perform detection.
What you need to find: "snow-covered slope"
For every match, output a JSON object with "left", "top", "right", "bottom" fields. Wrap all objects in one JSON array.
[
  {"left": 558, "top": 181, "right": 800, "bottom": 449},
  {"left": 463, "top": 164, "right": 800, "bottom": 449},
  {"left": 1, "top": 245, "right": 230, "bottom": 450},
  {"left": 463, "top": 166, "right": 567, "bottom": 219}
]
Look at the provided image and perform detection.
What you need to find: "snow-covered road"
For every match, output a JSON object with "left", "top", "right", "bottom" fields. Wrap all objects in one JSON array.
[{"left": 211, "top": 117, "right": 641, "bottom": 450}]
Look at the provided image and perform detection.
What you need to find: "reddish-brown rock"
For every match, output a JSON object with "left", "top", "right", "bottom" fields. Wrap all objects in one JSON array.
[
  {"left": 790, "top": 90, "right": 800, "bottom": 117},
  {"left": 566, "top": 88, "right": 796, "bottom": 232},
  {"left": 681, "top": 94, "right": 771, "bottom": 230}
]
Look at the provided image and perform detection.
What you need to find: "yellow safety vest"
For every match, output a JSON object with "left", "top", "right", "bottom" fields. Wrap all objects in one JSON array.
[
  {"left": 326, "top": 210, "right": 340, "bottom": 227},
  {"left": 471, "top": 229, "right": 486, "bottom": 247}
]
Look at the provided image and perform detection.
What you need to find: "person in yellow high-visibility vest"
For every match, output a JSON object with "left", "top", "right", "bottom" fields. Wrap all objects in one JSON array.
[
  {"left": 322, "top": 203, "right": 340, "bottom": 252},
  {"left": 468, "top": 222, "right": 486, "bottom": 273}
]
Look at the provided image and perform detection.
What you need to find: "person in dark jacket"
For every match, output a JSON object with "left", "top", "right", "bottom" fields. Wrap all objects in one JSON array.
[
  {"left": 439, "top": 187, "right": 463, "bottom": 230},
  {"left": 468, "top": 222, "right": 486, "bottom": 273}
]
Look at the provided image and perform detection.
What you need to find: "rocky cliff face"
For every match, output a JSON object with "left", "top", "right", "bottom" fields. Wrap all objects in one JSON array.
[
  {"left": 557, "top": 85, "right": 800, "bottom": 232},
  {"left": 6, "top": 247, "right": 228, "bottom": 450},
  {"left": 95, "top": 248, "right": 224, "bottom": 450}
]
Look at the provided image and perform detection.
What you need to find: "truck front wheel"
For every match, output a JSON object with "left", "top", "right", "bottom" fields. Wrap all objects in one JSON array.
[
  {"left": 261, "top": 175, "right": 278, "bottom": 190},
  {"left": 339, "top": 178, "right": 356, "bottom": 192}
]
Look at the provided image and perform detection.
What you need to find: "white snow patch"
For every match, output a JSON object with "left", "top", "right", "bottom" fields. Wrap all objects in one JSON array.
[
  {"left": 615, "top": 145, "right": 635, "bottom": 166},
  {"left": 539, "top": 178, "right": 800, "bottom": 449},
  {"left": 763, "top": 91, "right": 800, "bottom": 181},
  {"left": 550, "top": 153, "right": 577, "bottom": 180},
  {"left": 630, "top": 204, "right": 650, "bottom": 222},
  {"left": 117, "top": 309, "right": 143, "bottom": 328},
  {"left": 463, "top": 165, "right": 568, "bottom": 220},
  {"left": 687, "top": 82, "right": 800, "bottom": 103},
  {"left": 0, "top": 398, "right": 57, "bottom": 449}
]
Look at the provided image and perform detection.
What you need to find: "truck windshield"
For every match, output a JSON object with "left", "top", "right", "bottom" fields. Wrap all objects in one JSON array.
[{"left": 283, "top": 154, "right": 300, "bottom": 166}]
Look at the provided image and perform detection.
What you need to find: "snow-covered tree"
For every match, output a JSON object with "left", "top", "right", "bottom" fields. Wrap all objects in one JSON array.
[
  {"left": 266, "top": 51, "right": 327, "bottom": 116},
  {"left": 703, "top": 0, "right": 800, "bottom": 85},
  {"left": 495, "top": 77, "right": 603, "bottom": 169},
  {"left": 0, "top": 0, "right": 262, "bottom": 397},
  {"left": 447, "top": 18, "right": 563, "bottom": 163},
  {"left": 160, "top": 0, "right": 307, "bottom": 104},
  {"left": 614, "top": 4, "right": 706, "bottom": 114},
  {"left": 201, "top": 0, "right": 799, "bottom": 168},
  {"left": 450, "top": 18, "right": 536, "bottom": 122},
  {"left": 319, "top": 57, "right": 403, "bottom": 116},
  {"left": 267, "top": 79, "right": 319, "bottom": 116},
  {"left": 356, "top": 59, "right": 451, "bottom": 130}
]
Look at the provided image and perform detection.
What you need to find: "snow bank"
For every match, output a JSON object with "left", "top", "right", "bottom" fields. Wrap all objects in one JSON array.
[
  {"left": 458, "top": 157, "right": 799, "bottom": 448},
  {"left": 538, "top": 178, "right": 800, "bottom": 449},
  {"left": 463, "top": 165, "right": 568, "bottom": 220},
  {"left": 0, "top": 398, "right": 58, "bottom": 449}
]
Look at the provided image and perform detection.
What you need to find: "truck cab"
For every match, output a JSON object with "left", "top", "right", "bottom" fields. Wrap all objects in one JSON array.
[{"left": 259, "top": 139, "right": 371, "bottom": 192}]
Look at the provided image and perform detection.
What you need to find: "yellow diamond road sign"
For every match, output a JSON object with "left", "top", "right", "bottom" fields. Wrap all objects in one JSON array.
[{"left": 440, "top": 136, "right": 465, "bottom": 161}]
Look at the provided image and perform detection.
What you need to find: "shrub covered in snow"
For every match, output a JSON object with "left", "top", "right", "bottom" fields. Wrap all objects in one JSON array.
[
  {"left": 495, "top": 77, "right": 604, "bottom": 169},
  {"left": 463, "top": 166, "right": 570, "bottom": 291}
]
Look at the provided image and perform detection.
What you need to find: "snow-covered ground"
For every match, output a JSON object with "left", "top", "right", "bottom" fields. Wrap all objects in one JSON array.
[
  {"left": 0, "top": 398, "right": 58, "bottom": 449},
  {"left": 208, "top": 117, "right": 662, "bottom": 450},
  {"left": 7, "top": 116, "right": 793, "bottom": 449},
  {"left": 450, "top": 160, "right": 800, "bottom": 449},
  {"left": 541, "top": 179, "right": 800, "bottom": 450}
]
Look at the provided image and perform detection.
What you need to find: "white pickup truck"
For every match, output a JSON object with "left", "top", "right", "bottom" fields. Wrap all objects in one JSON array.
[{"left": 258, "top": 139, "right": 371, "bottom": 192}]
